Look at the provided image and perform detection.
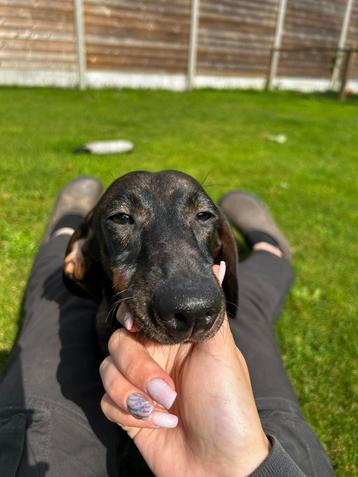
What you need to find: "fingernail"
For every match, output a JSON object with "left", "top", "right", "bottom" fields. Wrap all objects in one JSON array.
[
  {"left": 123, "top": 312, "right": 134, "bottom": 331},
  {"left": 127, "top": 393, "right": 153, "bottom": 419},
  {"left": 147, "top": 378, "right": 177, "bottom": 409},
  {"left": 151, "top": 412, "right": 178, "bottom": 428},
  {"left": 219, "top": 261, "right": 226, "bottom": 285}
]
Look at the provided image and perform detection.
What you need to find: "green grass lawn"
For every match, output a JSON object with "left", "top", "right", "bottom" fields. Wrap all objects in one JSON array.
[{"left": 0, "top": 86, "right": 356, "bottom": 475}]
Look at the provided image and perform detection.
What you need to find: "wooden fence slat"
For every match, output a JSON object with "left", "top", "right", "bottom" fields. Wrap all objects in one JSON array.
[
  {"left": 87, "top": 0, "right": 190, "bottom": 16},
  {"left": 0, "top": 17, "right": 76, "bottom": 33},
  {"left": 0, "top": 38, "right": 76, "bottom": 52},
  {"left": 0, "top": 0, "right": 74, "bottom": 9},
  {"left": 0, "top": 60, "right": 76, "bottom": 70}
]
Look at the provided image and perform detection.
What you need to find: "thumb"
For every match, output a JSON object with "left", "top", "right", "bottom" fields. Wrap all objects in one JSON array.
[{"left": 199, "top": 261, "right": 237, "bottom": 353}]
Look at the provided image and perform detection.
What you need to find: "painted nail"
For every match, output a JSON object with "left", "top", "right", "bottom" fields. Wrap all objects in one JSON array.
[
  {"left": 219, "top": 261, "right": 226, "bottom": 285},
  {"left": 147, "top": 378, "right": 177, "bottom": 409},
  {"left": 151, "top": 412, "right": 178, "bottom": 428},
  {"left": 127, "top": 393, "right": 153, "bottom": 419},
  {"left": 123, "top": 312, "right": 134, "bottom": 331}
]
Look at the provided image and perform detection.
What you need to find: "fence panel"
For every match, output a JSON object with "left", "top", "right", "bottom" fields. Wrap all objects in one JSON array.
[
  {"left": 278, "top": 0, "right": 347, "bottom": 79},
  {"left": 84, "top": 0, "right": 191, "bottom": 73},
  {"left": 346, "top": 1, "right": 358, "bottom": 80},
  {"left": 0, "top": 0, "right": 77, "bottom": 71},
  {"left": 196, "top": 0, "right": 278, "bottom": 76}
]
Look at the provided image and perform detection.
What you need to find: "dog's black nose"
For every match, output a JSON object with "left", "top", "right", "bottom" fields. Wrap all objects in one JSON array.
[{"left": 154, "top": 284, "right": 222, "bottom": 339}]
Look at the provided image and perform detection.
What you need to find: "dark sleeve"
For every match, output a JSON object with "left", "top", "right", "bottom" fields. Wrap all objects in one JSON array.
[{"left": 250, "top": 435, "right": 307, "bottom": 477}]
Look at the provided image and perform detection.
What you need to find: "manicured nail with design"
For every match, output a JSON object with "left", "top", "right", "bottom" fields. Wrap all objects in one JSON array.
[
  {"left": 147, "top": 378, "right": 177, "bottom": 409},
  {"left": 127, "top": 393, "right": 153, "bottom": 419},
  {"left": 123, "top": 312, "right": 134, "bottom": 331},
  {"left": 219, "top": 261, "right": 226, "bottom": 285},
  {"left": 151, "top": 412, "right": 178, "bottom": 428}
]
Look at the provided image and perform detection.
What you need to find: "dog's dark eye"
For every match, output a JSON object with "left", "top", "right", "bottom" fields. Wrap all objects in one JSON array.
[
  {"left": 110, "top": 213, "right": 134, "bottom": 225},
  {"left": 196, "top": 211, "right": 215, "bottom": 222}
]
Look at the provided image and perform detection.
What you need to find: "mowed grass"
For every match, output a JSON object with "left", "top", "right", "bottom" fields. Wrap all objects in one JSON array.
[{"left": 0, "top": 87, "right": 356, "bottom": 475}]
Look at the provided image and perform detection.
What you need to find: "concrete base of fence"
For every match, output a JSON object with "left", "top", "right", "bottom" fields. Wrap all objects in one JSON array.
[
  {"left": 0, "top": 69, "right": 357, "bottom": 94},
  {"left": 274, "top": 77, "right": 339, "bottom": 92},
  {"left": 87, "top": 71, "right": 186, "bottom": 90},
  {"left": 0, "top": 70, "right": 79, "bottom": 88}
]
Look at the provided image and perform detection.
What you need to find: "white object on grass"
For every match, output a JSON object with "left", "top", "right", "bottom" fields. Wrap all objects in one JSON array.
[
  {"left": 265, "top": 134, "right": 287, "bottom": 144},
  {"left": 74, "top": 140, "right": 134, "bottom": 154}
]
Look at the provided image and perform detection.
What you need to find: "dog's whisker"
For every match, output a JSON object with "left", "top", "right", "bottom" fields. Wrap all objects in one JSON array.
[
  {"left": 107, "top": 298, "right": 125, "bottom": 316},
  {"left": 106, "top": 299, "right": 124, "bottom": 321},
  {"left": 112, "top": 288, "right": 130, "bottom": 298},
  {"left": 200, "top": 172, "right": 211, "bottom": 187},
  {"left": 225, "top": 300, "right": 239, "bottom": 310},
  {"left": 203, "top": 183, "right": 228, "bottom": 188},
  {"left": 107, "top": 289, "right": 131, "bottom": 311},
  {"left": 106, "top": 296, "right": 134, "bottom": 323},
  {"left": 117, "top": 296, "right": 134, "bottom": 303}
]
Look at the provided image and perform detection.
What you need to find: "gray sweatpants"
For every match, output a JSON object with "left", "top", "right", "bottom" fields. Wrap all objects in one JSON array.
[{"left": 0, "top": 235, "right": 334, "bottom": 476}]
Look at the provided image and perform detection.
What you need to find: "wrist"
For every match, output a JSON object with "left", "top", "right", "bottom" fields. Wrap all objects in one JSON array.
[
  {"left": 213, "top": 433, "right": 271, "bottom": 477},
  {"left": 235, "top": 433, "right": 271, "bottom": 477},
  {"left": 196, "top": 433, "right": 271, "bottom": 477}
]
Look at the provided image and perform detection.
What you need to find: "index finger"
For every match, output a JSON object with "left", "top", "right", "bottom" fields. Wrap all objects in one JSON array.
[{"left": 107, "top": 329, "right": 177, "bottom": 410}]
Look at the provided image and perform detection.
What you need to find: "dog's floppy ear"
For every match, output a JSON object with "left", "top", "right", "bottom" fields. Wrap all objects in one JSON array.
[
  {"left": 63, "top": 211, "right": 103, "bottom": 300},
  {"left": 214, "top": 208, "right": 239, "bottom": 318}
]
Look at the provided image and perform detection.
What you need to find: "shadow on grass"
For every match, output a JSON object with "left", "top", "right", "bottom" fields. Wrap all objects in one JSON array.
[
  {"left": 262, "top": 88, "right": 358, "bottom": 104},
  {"left": 0, "top": 290, "right": 27, "bottom": 374},
  {"left": 306, "top": 91, "right": 358, "bottom": 103},
  {"left": 0, "top": 349, "right": 10, "bottom": 372}
]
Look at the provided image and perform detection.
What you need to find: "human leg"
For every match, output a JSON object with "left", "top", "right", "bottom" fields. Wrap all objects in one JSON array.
[
  {"left": 220, "top": 191, "right": 335, "bottom": 476},
  {"left": 0, "top": 178, "right": 123, "bottom": 476},
  {"left": 233, "top": 251, "right": 297, "bottom": 401}
]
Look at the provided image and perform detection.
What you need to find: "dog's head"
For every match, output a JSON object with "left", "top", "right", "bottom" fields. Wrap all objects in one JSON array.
[{"left": 63, "top": 170, "right": 238, "bottom": 344}]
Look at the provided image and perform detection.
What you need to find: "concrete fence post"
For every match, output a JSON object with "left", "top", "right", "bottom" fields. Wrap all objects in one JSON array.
[
  {"left": 74, "top": 0, "right": 87, "bottom": 89},
  {"left": 331, "top": 0, "right": 354, "bottom": 91},
  {"left": 186, "top": 0, "right": 200, "bottom": 90},
  {"left": 267, "top": 0, "right": 287, "bottom": 90},
  {"left": 339, "top": 49, "right": 354, "bottom": 100}
]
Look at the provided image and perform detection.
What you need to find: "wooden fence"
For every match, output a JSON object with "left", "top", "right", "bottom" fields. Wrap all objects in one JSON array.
[{"left": 0, "top": 0, "right": 357, "bottom": 92}]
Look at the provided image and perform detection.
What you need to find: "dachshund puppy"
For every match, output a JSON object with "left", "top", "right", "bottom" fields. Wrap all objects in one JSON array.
[{"left": 63, "top": 170, "right": 238, "bottom": 347}]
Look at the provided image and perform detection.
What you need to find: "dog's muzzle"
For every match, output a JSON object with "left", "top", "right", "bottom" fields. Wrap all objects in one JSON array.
[{"left": 153, "top": 279, "right": 223, "bottom": 340}]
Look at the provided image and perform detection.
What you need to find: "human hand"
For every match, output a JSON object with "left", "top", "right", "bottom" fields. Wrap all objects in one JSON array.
[{"left": 100, "top": 263, "right": 270, "bottom": 477}]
